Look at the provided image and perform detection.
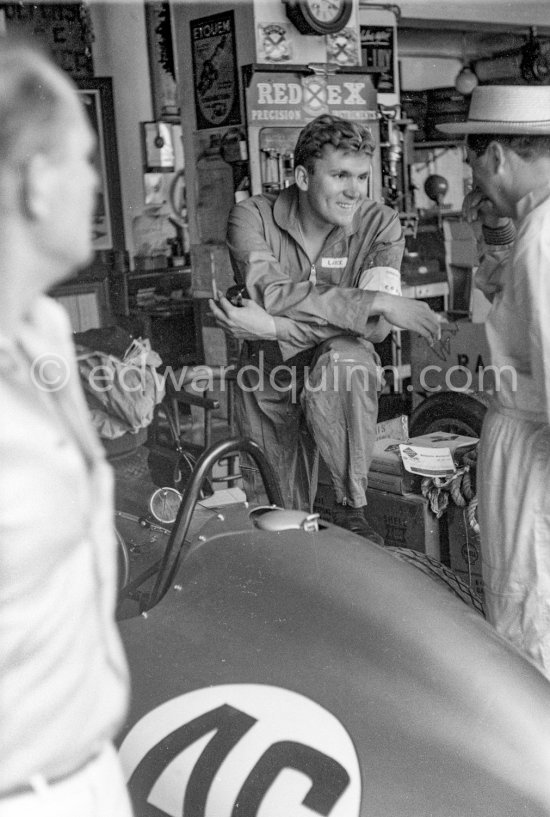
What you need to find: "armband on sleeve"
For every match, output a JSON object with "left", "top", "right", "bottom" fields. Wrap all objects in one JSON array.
[{"left": 358, "top": 266, "right": 402, "bottom": 296}]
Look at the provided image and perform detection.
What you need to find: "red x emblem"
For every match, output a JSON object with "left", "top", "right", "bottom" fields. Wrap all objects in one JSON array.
[{"left": 302, "top": 76, "right": 328, "bottom": 118}]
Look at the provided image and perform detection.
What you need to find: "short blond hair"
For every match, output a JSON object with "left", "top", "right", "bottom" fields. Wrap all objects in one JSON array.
[
  {"left": 294, "top": 114, "right": 375, "bottom": 173},
  {"left": 0, "top": 38, "right": 78, "bottom": 182}
]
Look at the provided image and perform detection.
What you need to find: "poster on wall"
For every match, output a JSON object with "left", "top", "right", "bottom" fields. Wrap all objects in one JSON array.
[
  {"left": 145, "top": 1, "right": 180, "bottom": 120},
  {"left": 360, "top": 25, "right": 395, "bottom": 93},
  {"left": 0, "top": 2, "right": 93, "bottom": 77},
  {"left": 190, "top": 10, "right": 241, "bottom": 130}
]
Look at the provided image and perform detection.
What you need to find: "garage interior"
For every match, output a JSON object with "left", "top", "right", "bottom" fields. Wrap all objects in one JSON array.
[
  {"left": 5, "top": 1, "right": 550, "bottom": 812},
  {"left": 3, "top": 0, "right": 550, "bottom": 608}
]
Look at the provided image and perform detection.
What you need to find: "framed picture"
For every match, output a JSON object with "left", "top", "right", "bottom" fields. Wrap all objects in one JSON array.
[
  {"left": 77, "top": 78, "right": 125, "bottom": 252},
  {"left": 51, "top": 277, "right": 111, "bottom": 332},
  {"left": 141, "top": 121, "right": 176, "bottom": 172}
]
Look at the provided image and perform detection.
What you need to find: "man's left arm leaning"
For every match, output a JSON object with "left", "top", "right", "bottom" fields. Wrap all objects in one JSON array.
[{"left": 354, "top": 208, "right": 405, "bottom": 343}]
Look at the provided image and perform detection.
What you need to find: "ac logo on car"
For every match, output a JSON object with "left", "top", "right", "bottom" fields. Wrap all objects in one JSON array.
[{"left": 119, "top": 684, "right": 361, "bottom": 816}]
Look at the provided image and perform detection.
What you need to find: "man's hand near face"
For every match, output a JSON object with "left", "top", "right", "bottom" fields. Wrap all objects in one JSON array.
[{"left": 462, "top": 187, "right": 511, "bottom": 228}]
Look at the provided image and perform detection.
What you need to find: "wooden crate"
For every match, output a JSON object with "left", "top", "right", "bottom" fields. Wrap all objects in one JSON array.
[
  {"left": 445, "top": 504, "right": 484, "bottom": 600},
  {"left": 314, "top": 482, "right": 441, "bottom": 559}
]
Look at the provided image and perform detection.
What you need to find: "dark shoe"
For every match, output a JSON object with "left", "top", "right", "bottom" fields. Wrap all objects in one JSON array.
[{"left": 333, "top": 505, "right": 385, "bottom": 546}]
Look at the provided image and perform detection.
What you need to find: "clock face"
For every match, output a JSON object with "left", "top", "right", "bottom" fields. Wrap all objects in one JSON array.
[
  {"left": 306, "top": 0, "right": 344, "bottom": 24},
  {"left": 285, "top": 0, "right": 352, "bottom": 35}
]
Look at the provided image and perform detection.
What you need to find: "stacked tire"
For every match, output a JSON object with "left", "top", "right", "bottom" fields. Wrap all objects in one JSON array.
[{"left": 425, "top": 87, "right": 470, "bottom": 141}]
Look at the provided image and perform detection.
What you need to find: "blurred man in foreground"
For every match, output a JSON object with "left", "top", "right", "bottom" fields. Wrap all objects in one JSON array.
[{"left": 0, "top": 41, "right": 132, "bottom": 814}]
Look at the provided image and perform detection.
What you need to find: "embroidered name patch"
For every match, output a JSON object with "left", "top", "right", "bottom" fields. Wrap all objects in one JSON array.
[{"left": 321, "top": 257, "right": 348, "bottom": 268}]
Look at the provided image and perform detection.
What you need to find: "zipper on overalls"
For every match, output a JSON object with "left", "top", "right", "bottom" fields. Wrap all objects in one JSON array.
[{"left": 296, "top": 222, "right": 317, "bottom": 285}]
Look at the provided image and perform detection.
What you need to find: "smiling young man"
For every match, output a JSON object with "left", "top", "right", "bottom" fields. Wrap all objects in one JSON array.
[{"left": 212, "top": 115, "right": 439, "bottom": 539}]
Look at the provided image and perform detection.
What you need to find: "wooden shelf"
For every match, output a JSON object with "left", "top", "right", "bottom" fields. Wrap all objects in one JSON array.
[{"left": 414, "top": 140, "right": 465, "bottom": 149}]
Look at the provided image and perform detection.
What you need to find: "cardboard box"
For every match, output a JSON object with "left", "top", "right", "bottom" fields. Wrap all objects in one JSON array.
[
  {"left": 376, "top": 414, "right": 409, "bottom": 442},
  {"left": 190, "top": 243, "right": 235, "bottom": 299},
  {"left": 314, "top": 483, "right": 440, "bottom": 559},
  {"left": 443, "top": 219, "right": 478, "bottom": 268},
  {"left": 371, "top": 431, "right": 478, "bottom": 477},
  {"left": 367, "top": 470, "right": 422, "bottom": 495},
  {"left": 410, "top": 320, "right": 493, "bottom": 396},
  {"left": 445, "top": 504, "right": 484, "bottom": 600}
]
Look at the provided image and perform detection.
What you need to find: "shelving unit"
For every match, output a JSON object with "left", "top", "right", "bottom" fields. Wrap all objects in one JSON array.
[{"left": 125, "top": 267, "right": 196, "bottom": 369}]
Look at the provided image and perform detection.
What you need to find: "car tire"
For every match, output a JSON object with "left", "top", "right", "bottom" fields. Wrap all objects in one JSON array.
[{"left": 409, "top": 392, "right": 487, "bottom": 438}]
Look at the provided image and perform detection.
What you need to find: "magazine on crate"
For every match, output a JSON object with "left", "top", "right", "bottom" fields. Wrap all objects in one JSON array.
[{"left": 370, "top": 422, "right": 478, "bottom": 486}]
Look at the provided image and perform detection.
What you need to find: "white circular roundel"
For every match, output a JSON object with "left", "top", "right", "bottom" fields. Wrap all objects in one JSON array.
[
  {"left": 120, "top": 684, "right": 361, "bottom": 817},
  {"left": 302, "top": 76, "right": 328, "bottom": 118}
]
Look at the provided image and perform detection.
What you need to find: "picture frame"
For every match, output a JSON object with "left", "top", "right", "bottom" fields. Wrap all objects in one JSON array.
[
  {"left": 77, "top": 78, "right": 125, "bottom": 252},
  {"left": 51, "top": 277, "right": 112, "bottom": 332},
  {"left": 141, "top": 121, "right": 176, "bottom": 172}
]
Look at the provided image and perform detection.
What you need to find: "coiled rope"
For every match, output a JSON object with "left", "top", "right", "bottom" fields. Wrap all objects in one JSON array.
[{"left": 421, "top": 446, "right": 479, "bottom": 533}]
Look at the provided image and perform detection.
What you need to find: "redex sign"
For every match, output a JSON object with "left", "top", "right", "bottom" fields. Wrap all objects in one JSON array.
[{"left": 246, "top": 72, "right": 377, "bottom": 124}]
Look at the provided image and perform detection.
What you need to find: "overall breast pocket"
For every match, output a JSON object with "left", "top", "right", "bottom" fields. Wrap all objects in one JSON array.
[{"left": 317, "top": 257, "right": 349, "bottom": 286}]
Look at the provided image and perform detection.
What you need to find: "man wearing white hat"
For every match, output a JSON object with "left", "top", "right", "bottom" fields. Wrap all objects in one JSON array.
[{"left": 438, "top": 85, "right": 550, "bottom": 680}]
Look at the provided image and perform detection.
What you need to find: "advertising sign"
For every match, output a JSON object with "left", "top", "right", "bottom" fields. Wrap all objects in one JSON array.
[
  {"left": 245, "top": 72, "right": 378, "bottom": 126},
  {"left": 190, "top": 10, "right": 241, "bottom": 130},
  {"left": 360, "top": 25, "right": 395, "bottom": 93}
]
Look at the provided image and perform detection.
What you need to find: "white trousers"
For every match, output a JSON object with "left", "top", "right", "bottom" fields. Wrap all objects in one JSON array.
[
  {"left": 0, "top": 743, "right": 133, "bottom": 817},
  {"left": 478, "top": 405, "right": 550, "bottom": 680}
]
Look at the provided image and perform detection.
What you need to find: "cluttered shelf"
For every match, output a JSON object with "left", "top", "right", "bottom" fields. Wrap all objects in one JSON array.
[
  {"left": 126, "top": 266, "right": 197, "bottom": 369},
  {"left": 126, "top": 265, "right": 191, "bottom": 310}
]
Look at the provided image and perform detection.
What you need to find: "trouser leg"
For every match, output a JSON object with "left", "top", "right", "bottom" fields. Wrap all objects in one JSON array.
[
  {"left": 301, "top": 336, "right": 381, "bottom": 509},
  {"left": 478, "top": 408, "right": 550, "bottom": 679},
  {"left": 0, "top": 743, "right": 133, "bottom": 817},
  {"left": 234, "top": 355, "right": 316, "bottom": 511}
]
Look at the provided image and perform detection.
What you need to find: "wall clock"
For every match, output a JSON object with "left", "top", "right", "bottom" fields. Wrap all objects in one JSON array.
[{"left": 284, "top": 0, "right": 353, "bottom": 36}]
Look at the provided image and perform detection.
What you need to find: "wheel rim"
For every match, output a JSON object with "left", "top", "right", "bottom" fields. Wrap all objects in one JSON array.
[{"left": 420, "top": 416, "right": 479, "bottom": 437}]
